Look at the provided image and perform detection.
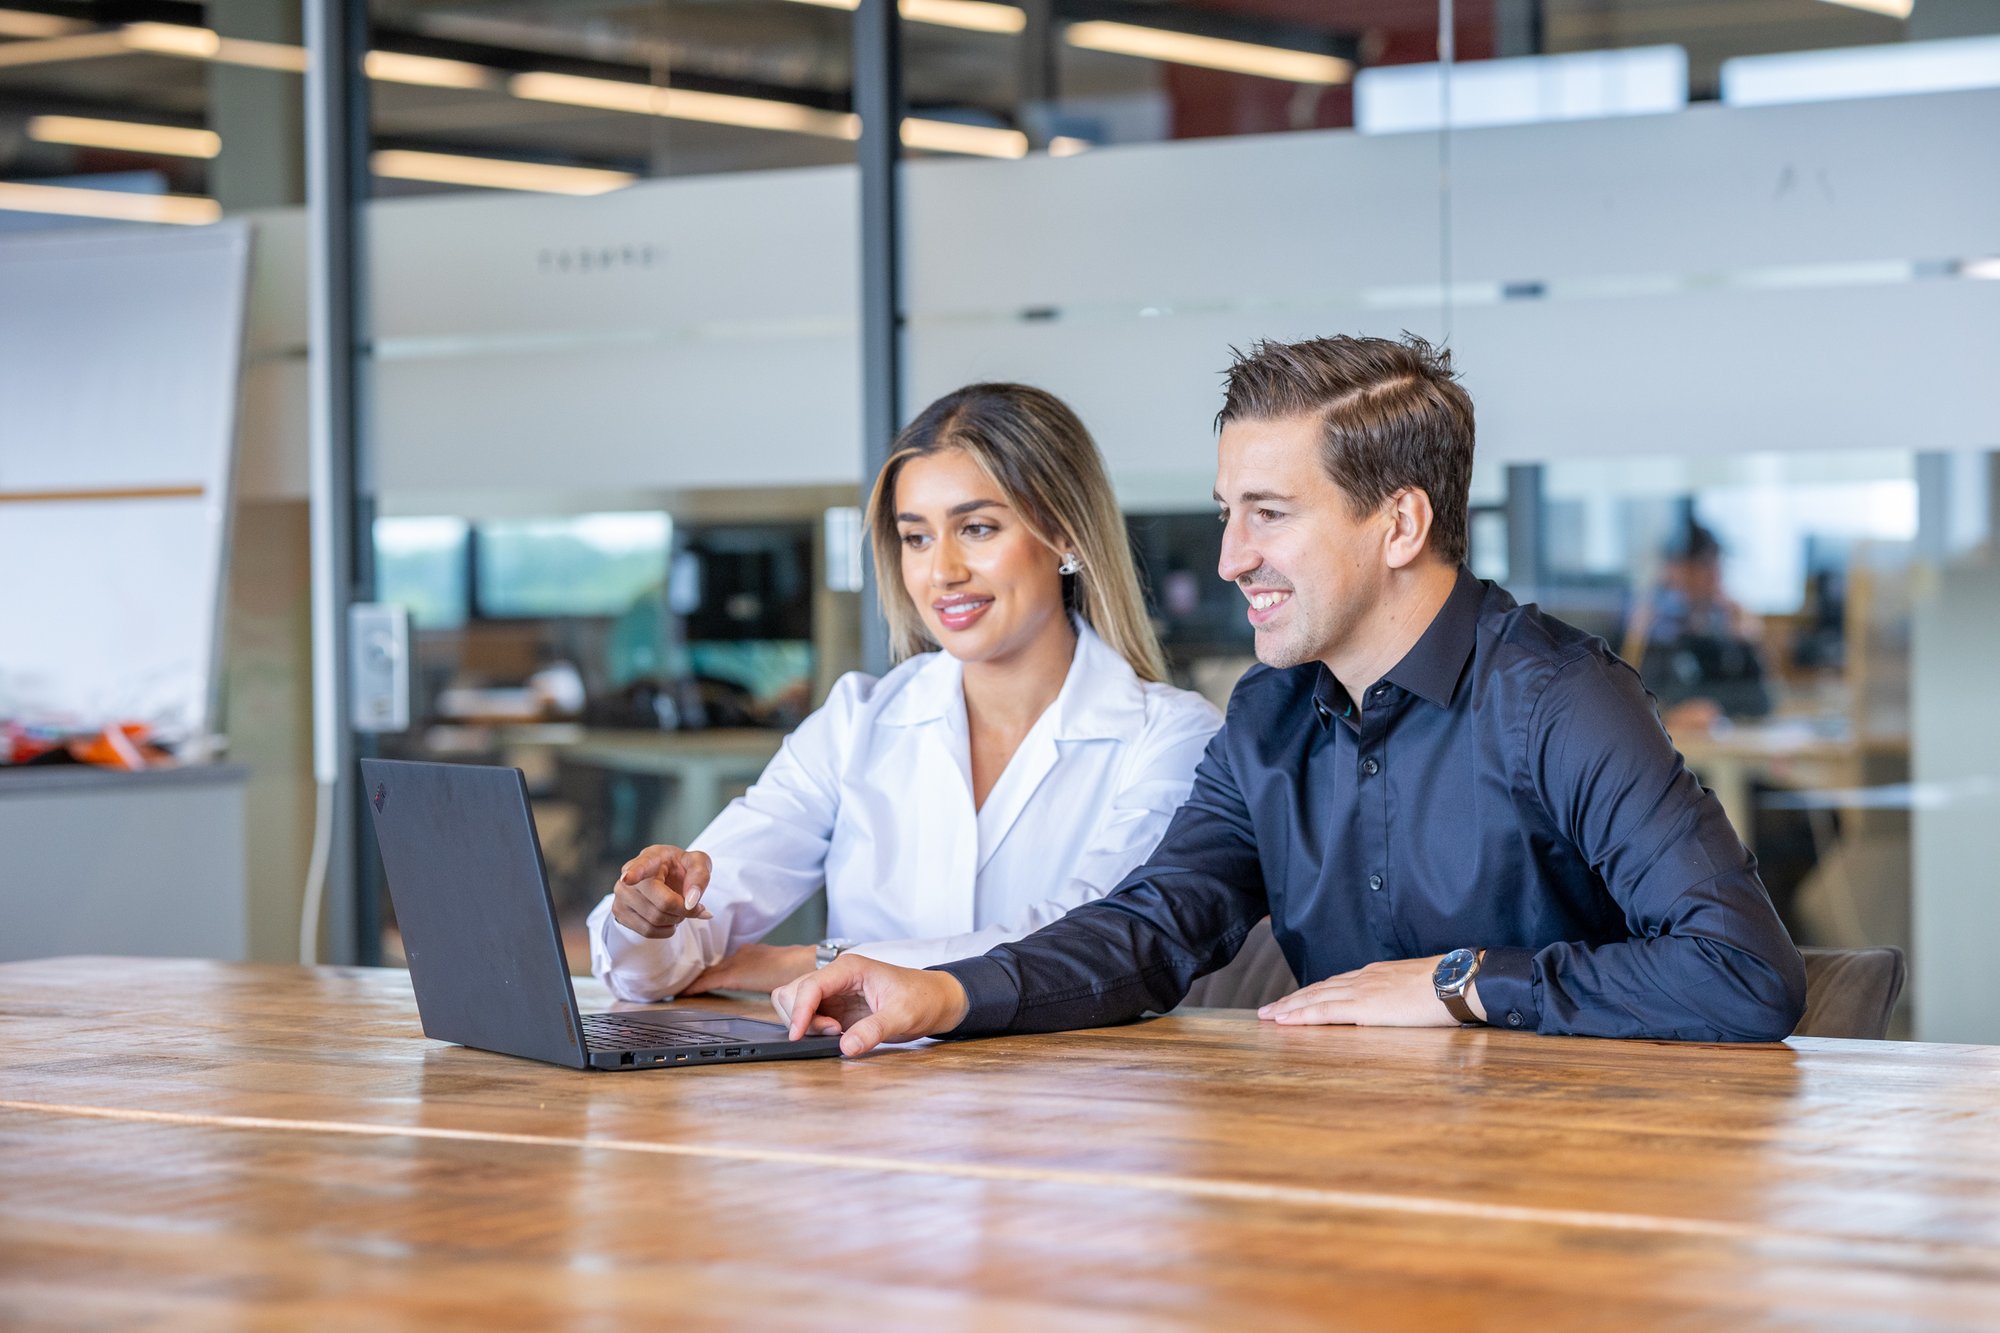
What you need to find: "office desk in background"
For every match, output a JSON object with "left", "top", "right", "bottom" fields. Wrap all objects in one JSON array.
[{"left": 3, "top": 957, "right": 1998, "bottom": 1327}]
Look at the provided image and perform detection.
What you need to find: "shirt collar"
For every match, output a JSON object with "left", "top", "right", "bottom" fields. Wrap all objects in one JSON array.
[
  {"left": 876, "top": 619, "right": 1146, "bottom": 741},
  {"left": 1382, "top": 564, "right": 1483, "bottom": 709},
  {"left": 1309, "top": 564, "right": 1482, "bottom": 726}
]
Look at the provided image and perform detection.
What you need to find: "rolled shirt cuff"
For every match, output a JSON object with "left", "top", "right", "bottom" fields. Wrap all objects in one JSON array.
[
  {"left": 1472, "top": 946, "right": 1539, "bottom": 1032},
  {"left": 927, "top": 954, "right": 1021, "bottom": 1038}
]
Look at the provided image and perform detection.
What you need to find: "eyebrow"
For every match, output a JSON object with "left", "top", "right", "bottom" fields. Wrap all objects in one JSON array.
[
  {"left": 897, "top": 499, "right": 1005, "bottom": 522},
  {"left": 1213, "top": 490, "right": 1296, "bottom": 505}
]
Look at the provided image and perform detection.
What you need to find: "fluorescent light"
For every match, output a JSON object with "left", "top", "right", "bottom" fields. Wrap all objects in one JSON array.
[
  {"left": 510, "top": 70, "right": 658, "bottom": 116},
  {"left": 121, "top": 22, "right": 307, "bottom": 72},
  {"left": 1962, "top": 258, "right": 2000, "bottom": 281},
  {"left": 510, "top": 70, "right": 860, "bottom": 138},
  {"left": 371, "top": 148, "right": 634, "bottom": 196},
  {"left": 0, "top": 30, "right": 129, "bottom": 68},
  {"left": 363, "top": 50, "right": 498, "bottom": 90},
  {"left": 0, "top": 180, "right": 220, "bottom": 225},
  {"left": 1048, "top": 135, "right": 1092, "bottom": 156},
  {"left": 13, "top": 20, "right": 499, "bottom": 88},
  {"left": 0, "top": 9, "right": 88, "bottom": 37},
  {"left": 1065, "top": 20, "right": 1352, "bottom": 85},
  {"left": 780, "top": 0, "right": 1026, "bottom": 34},
  {"left": 661, "top": 86, "right": 858, "bottom": 138},
  {"left": 1355, "top": 46, "right": 1686, "bottom": 133},
  {"left": 1722, "top": 34, "right": 2000, "bottom": 106},
  {"left": 27, "top": 115, "right": 220, "bottom": 159},
  {"left": 1818, "top": 0, "right": 1913, "bottom": 17},
  {"left": 901, "top": 118, "right": 1028, "bottom": 157},
  {"left": 902, "top": 0, "right": 1025, "bottom": 35}
]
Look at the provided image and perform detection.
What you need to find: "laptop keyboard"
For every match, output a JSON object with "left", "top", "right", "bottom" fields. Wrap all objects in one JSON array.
[{"left": 581, "top": 1013, "right": 736, "bottom": 1051}]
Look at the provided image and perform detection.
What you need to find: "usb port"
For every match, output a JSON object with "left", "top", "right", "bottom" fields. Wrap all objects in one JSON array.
[
  {"left": 700, "top": 1049, "right": 717, "bottom": 1058},
  {"left": 723, "top": 1047, "right": 742, "bottom": 1057}
]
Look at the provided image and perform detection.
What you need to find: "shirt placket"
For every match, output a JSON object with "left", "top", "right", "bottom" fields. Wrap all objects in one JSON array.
[{"left": 1354, "top": 686, "right": 1399, "bottom": 957}]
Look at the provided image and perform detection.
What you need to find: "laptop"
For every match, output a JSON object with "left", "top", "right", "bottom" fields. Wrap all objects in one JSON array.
[{"left": 361, "top": 757, "right": 842, "bottom": 1071}]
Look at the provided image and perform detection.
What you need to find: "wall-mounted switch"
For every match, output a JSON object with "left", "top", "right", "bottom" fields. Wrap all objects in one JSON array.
[{"left": 348, "top": 602, "right": 411, "bottom": 733}]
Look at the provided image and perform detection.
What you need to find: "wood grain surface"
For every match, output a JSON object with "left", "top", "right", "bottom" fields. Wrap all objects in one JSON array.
[{"left": 3, "top": 956, "right": 1998, "bottom": 1329}]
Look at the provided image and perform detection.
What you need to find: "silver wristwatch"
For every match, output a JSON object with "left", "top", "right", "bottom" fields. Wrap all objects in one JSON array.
[{"left": 814, "top": 938, "right": 853, "bottom": 969}]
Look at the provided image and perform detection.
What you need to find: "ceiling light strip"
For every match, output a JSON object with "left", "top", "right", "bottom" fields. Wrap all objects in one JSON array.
[
  {"left": 362, "top": 49, "right": 496, "bottom": 90},
  {"left": 0, "top": 8, "right": 88, "bottom": 38},
  {"left": 1817, "top": 0, "right": 1915, "bottom": 17},
  {"left": 0, "top": 30, "right": 129, "bottom": 67},
  {"left": 370, "top": 149, "right": 634, "bottom": 196},
  {"left": 900, "top": 118, "right": 1028, "bottom": 157},
  {"left": 779, "top": 0, "right": 1026, "bottom": 34},
  {"left": 0, "top": 181, "right": 220, "bottom": 225},
  {"left": 509, "top": 70, "right": 861, "bottom": 139},
  {"left": 27, "top": 115, "right": 220, "bottom": 159},
  {"left": 1064, "top": 20, "right": 1353, "bottom": 85}
]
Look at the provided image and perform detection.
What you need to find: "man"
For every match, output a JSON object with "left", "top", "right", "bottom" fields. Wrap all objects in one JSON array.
[
  {"left": 771, "top": 334, "right": 1808, "bottom": 1056},
  {"left": 1627, "top": 517, "right": 1774, "bottom": 732}
]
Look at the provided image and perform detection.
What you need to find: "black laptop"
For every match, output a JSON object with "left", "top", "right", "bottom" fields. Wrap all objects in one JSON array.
[{"left": 361, "top": 757, "right": 841, "bottom": 1071}]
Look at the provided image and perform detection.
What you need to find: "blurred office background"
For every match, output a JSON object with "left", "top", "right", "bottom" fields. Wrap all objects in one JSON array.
[{"left": 2, "top": 0, "right": 1996, "bottom": 1041}]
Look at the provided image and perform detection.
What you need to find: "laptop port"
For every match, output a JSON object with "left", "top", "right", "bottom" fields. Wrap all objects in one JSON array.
[
  {"left": 700, "top": 1049, "right": 717, "bottom": 1058},
  {"left": 618, "top": 1053, "right": 634, "bottom": 1067},
  {"left": 723, "top": 1047, "right": 742, "bottom": 1057},
  {"left": 674, "top": 1054, "right": 688, "bottom": 1062}
]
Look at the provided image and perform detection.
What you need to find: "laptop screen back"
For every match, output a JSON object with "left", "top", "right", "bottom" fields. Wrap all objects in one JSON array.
[{"left": 361, "top": 758, "right": 589, "bottom": 1068}]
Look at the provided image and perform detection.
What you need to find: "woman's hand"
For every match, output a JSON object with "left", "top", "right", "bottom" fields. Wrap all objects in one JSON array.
[
  {"left": 678, "top": 943, "right": 818, "bottom": 995},
  {"left": 610, "top": 844, "right": 715, "bottom": 939}
]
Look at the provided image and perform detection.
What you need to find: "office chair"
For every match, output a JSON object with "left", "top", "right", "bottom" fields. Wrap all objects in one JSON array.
[{"left": 1793, "top": 945, "right": 1907, "bottom": 1041}]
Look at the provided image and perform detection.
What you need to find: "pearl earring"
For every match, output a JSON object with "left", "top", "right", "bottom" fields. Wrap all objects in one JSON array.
[{"left": 1058, "top": 553, "right": 1082, "bottom": 575}]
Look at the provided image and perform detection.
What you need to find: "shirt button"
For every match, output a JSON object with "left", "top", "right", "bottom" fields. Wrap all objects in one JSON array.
[
  {"left": 1361, "top": 757, "right": 1379, "bottom": 776},
  {"left": 1507, "top": 1012, "right": 1524, "bottom": 1028},
  {"left": 1368, "top": 874, "right": 1383, "bottom": 891}
]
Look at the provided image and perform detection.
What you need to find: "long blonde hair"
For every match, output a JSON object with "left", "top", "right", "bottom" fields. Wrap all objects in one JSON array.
[{"left": 865, "top": 383, "right": 1167, "bottom": 683}]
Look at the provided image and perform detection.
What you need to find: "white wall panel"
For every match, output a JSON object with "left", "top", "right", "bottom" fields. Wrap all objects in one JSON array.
[
  {"left": 370, "top": 334, "right": 858, "bottom": 493},
  {"left": 902, "top": 88, "right": 2000, "bottom": 492},
  {"left": 231, "top": 89, "right": 1998, "bottom": 504}
]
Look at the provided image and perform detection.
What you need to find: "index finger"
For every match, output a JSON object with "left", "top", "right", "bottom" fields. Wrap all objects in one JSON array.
[
  {"left": 777, "top": 973, "right": 826, "bottom": 1040},
  {"left": 621, "top": 844, "right": 706, "bottom": 890}
]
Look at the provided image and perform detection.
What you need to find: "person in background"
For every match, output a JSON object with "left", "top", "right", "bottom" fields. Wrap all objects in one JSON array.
[
  {"left": 773, "top": 334, "right": 1807, "bottom": 1055},
  {"left": 1625, "top": 518, "right": 1773, "bottom": 735},
  {"left": 585, "top": 384, "right": 1222, "bottom": 1001}
]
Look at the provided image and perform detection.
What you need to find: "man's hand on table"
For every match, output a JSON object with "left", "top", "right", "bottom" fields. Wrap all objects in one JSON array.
[
  {"left": 772, "top": 955, "right": 971, "bottom": 1056},
  {"left": 678, "top": 943, "right": 817, "bottom": 995},
  {"left": 1258, "top": 955, "right": 1483, "bottom": 1027}
]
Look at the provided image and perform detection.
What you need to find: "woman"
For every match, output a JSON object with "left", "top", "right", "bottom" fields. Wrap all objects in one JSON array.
[{"left": 586, "top": 383, "right": 1221, "bottom": 1002}]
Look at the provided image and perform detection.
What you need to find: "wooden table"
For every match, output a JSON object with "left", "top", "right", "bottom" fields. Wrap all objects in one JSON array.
[{"left": 4, "top": 957, "right": 1999, "bottom": 1328}]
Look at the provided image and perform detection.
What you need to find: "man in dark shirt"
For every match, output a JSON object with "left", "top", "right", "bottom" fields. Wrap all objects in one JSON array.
[{"left": 775, "top": 334, "right": 1808, "bottom": 1055}]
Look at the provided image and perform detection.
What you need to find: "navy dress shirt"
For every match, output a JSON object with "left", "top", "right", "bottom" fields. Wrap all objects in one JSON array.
[{"left": 934, "top": 567, "right": 1808, "bottom": 1043}]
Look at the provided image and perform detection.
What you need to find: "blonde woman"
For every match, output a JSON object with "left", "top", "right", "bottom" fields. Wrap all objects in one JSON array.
[{"left": 586, "top": 384, "right": 1222, "bottom": 1001}]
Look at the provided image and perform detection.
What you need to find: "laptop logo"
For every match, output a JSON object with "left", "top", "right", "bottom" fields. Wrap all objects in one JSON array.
[{"left": 372, "top": 782, "right": 386, "bottom": 813}]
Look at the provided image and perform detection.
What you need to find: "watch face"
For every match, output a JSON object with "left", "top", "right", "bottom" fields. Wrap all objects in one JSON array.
[{"left": 1433, "top": 948, "right": 1477, "bottom": 991}]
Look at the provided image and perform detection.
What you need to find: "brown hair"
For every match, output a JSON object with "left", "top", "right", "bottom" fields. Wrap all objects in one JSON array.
[
  {"left": 1216, "top": 334, "right": 1475, "bottom": 566},
  {"left": 865, "top": 383, "right": 1168, "bottom": 683}
]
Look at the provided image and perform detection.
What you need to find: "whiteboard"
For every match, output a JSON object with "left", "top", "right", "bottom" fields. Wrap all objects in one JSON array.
[{"left": 0, "top": 221, "right": 251, "bottom": 745}]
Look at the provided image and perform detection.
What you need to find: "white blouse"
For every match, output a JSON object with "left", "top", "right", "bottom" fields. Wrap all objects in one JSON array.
[{"left": 586, "top": 622, "right": 1222, "bottom": 1002}]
